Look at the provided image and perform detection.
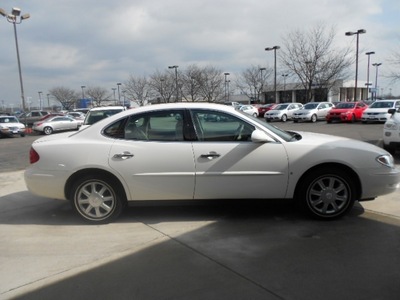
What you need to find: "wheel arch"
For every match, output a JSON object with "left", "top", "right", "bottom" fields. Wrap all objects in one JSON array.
[
  {"left": 294, "top": 163, "right": 362, "bottom": 200},
  {"left": 65, "top": 168, "right": 128, "bottom": 203}
]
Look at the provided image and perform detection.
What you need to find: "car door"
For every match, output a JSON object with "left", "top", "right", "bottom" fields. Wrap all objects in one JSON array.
[
  {"left": 190, "top": 109, "right": 289, "bottom": 200},
  {"left": 107, "top": 109, "right": 196, "bottom": 201}
]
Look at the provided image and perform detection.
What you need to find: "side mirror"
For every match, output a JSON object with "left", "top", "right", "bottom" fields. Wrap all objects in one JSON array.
[
  {"left": 388, "top": 108, "right": 396, "bottom": 115},
  {"left": 251, "top": 129, "right": 275, "bottom": 143}
]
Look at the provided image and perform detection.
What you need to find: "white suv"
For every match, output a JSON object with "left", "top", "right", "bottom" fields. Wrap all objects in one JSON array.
[{"left": 383, "top": 108, "right": 400, "bottom": 154}]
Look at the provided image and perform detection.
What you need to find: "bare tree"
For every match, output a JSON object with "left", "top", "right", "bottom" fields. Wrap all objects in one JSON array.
[
  {"left": 86, "top": 86, "right": 112, "bottom": 107},
  {"left": 387, "top": 45, "right": 400, "bottom": 83},
  {"left": 124, "top": 75, "right": 153, "bottom": 106},
  {"left": 148, "top": 70, "right": 176, "bottom": 103},
  {"left": 49, "top": 86, "right": 78, "bottom": 110},
  {"left": 235, "top": 65, "right": 273, "bottom": 103},
  {"left": 280, "top": 23, "right": 352, "bottom": 102},
  {"left": 180, "top": 65, "right": 203, "bottom": 102},
  {"left": 197, "top": 66, "right": 224, "bottom": 102}
]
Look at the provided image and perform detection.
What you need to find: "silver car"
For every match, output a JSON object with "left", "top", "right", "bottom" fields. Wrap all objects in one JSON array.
[
  {"left": 32, "top": 116, "right": 80, "bottom": 135},
  {"left": 293, "top": 102, "right": 335, "bottom": 123},
  {"left": 264, "top": 103, "right": 303, "bottom": 122}
]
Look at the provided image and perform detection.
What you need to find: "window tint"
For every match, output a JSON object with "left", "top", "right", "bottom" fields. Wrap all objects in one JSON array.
[{"left": 191, "top": 110, "right": 255, "bottom": 142}]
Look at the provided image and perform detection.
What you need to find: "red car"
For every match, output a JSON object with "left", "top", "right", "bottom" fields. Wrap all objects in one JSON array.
[
  {"left": 326, "top": 101, "right": 368, "bottom": 123},
  {"left": 257, "top": 103, "right": 277, "bottom": 117}
]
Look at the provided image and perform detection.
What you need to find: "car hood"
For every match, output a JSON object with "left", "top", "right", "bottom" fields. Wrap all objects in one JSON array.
[
  {"left": 0, "top": 122, "right": 25, "bottom": 128},
  {"left": 329, "top": 108, "right": 352, "bottom": 113},
  {"left": 363, "top": 108, "right": 392, "bottom": 113},
  {"left": 266, "top": 109, "right": 284, "bottom": 114},
  {"left": 293, "top": 109, "right": 316, "bottom": 114}
]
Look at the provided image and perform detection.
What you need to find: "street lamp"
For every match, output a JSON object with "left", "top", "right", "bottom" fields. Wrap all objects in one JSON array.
[
  {"left": 0, "top": 7, "right": 30, "bottom": 111},
  {"left": 345, "top": 29, "right": 366, "bottom": 100},
  {"left": 282, "top": 74, "right": 288, "bottom": 102},
  {"left": 168, "top": 66, "right": 179, "bottom": 101},
  {"left": 38, "top": 91, "right": 43, "bottom": 109},
  {"left": 224, "top": 72, "right": 230, "bottom": 102},
  {"left": 365, "top": 51, "right": 375, "bottom": 100},
  {"left": 265, "top": 46, "right": 280, "bottom": 103},
  {"left": 117, "top": 83, "right": 122, "bottom": 104},
  {"left": 259, "top": 68, "right": 266, "bottom": 103},
  {"left": 81, "top": 85, "right": 86, "bottom": 99},
  {"left": 372, "top": 63, "right": 382, "bottom": 101},
  {"left": 47, "top": 94, "right": 50, "bottom": 108}
]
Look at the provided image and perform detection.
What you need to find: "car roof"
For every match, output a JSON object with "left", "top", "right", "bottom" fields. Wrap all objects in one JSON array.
[{"left": 88, "top": 106, "right": 125, "bottom": 111}]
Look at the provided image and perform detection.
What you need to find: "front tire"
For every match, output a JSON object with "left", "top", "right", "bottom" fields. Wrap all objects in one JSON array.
[
  {"left": 311, "top": 114, "right": 317, "bottom": 123},
  {"left": 296, "top": 168, "right": 356, "bottom": 219},
  {"left": 71, "top": 175, "right": 125, "bottom": 223},
  {"left": 281, "top": 114, "right": 288, "bottom": 122}
]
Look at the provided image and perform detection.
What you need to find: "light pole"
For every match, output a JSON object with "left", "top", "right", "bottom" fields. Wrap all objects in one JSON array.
[
  {"left": 38, "top": 91, "right": 43, "bottom": 109},
  {"left": 168, "top": 66, "right": 179, "bottom": 101},
  {"left": 224, "top": 72, "right": 230, "bottom": 102},
  {"left": 0, "top": 7, "right": 30, "bottom": 111},
  {"left": 372, "top": 63, "right": 382, "bottom": 101},
  {"left": 46, "top": 94, "right": 50, "bottom": 108},
  {"left": 117, "top": 83, "right": 122, "bottom": 104},
  {"left": 282, "top": 74, "right": 288, "bottom": 102},
  {"left": 259, "top": 68, "right": 266, "bottom": 103},
  {"left": 81, "top": 85, "right": 86, "bottom": 99},
  {"left": 345, "top": 29, "right": 366, "bottom": 101},
  {"left": 265, "top": 46, "right": 280, "bottom": 103},
  {"left": 112, "top": 88, "right": 117, "bottom": 105},
  {"left": 365, "top": 51, "right": 375, "bottom": 100}
]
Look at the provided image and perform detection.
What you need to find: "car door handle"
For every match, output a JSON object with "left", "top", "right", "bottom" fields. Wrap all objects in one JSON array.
[
  {"left": 200, "top": 152, "right": 221, "bottom": 159},
  {"left": 113, "top": 152, "right": 134, "bottom": 160}
]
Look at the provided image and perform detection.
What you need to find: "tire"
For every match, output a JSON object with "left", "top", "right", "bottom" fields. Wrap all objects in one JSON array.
[
  {"left": 20, "top": 133, "right": 25, "bottom": 137},
  {"left": 296, "top": 168, "right": 356, "bottom": 219},
  {"left": 383, "top": 144, "right": 396, "bottom": 155},
  {"left": 326, "top": 120, "right": 332, "bottom": 124},
  {"left": 253, "top": 113, "right": 258, "bottom": 117},
  {"left": 281, "top": 114, "right": 288, "bottom": 122},
  {"left": 71, "top": 174, "right": 125, "bottom": 224},
  {"left": 350, "top": 114, "right": 356, "bottom": 123},
  {"left": 43, "top": 126, "right": 53, "bottom": 135},
  {"left": 293, "top": 120, "right": 298, "bottom": 123},
  {"left": 311, "top": 114, "right": 317, "bottom": 123}
]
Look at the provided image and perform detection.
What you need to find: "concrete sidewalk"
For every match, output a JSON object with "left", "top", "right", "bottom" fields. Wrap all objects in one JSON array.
[{"left": 1, "top": 170, "right": 400, "bottom": 300}]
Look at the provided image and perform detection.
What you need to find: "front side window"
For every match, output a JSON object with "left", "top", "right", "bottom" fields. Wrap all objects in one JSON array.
[{"left": 191, "top": 110, "right": 255, "bottom": 142}]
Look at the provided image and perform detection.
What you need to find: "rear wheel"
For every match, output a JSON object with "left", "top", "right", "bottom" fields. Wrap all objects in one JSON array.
[
  {"left": 43, "top": 126, "right": 53, "bottom": 135},
  {"left": 71, "top": 174, "right": 126, "bottom": 223},
  {"left": 296, "top": 168, "right": 356, "bottom": 219}
]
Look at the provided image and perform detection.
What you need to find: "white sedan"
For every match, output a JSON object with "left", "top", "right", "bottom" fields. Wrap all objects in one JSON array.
[
  {"left": 25, "top": 103, "right": 400, "bottom": 223},
  {"left": 239, "top": 105, "right": 259, "bottom": 117}
]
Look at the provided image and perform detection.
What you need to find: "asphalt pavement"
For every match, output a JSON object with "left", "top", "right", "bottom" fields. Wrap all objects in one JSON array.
[{"left": 1, "top": 168, "right": 400, "bottom": 300}]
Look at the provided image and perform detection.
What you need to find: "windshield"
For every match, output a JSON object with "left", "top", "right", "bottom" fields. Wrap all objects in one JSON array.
[
  {"left": 336, "top": 103, "right": 356, "bottom": 109},
  {"left": 369, "top": 101, "right": 393, "bottom": 108},
  {"left": 303, "top": 103, "right": 318, "bottom": 109},
  {"left": 275, "top": 104, "right": 289, "bottom": 110},
  {"left": 0, "top": 116, "right": 19, "bottom": 123}
]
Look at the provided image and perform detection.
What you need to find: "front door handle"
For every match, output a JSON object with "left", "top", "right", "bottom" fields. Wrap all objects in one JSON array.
[
  {"left": 200, "top": 151, "right": 221, "bottom": 159},
  {"left": 113, "top": 151, "right": 134, "bottom": 160}
]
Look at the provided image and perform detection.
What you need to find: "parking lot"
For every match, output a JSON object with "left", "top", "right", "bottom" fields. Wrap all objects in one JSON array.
[{"left": 1, "top": 122, "right": 400, "bottom": 300}]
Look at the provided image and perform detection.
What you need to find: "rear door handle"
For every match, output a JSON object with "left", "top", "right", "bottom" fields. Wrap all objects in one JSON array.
[{"left": 113, "top": 151, "right": 134, "bottom": 160}]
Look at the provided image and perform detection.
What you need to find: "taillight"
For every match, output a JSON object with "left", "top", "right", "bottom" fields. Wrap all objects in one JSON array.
[{"left": 29, "top": 147, "right": 40, "bottom": 164}]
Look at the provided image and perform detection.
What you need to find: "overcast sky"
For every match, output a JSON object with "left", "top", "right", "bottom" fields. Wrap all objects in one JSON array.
[{"left": 1, "top": 0, "right": 399, "bottom": 110}]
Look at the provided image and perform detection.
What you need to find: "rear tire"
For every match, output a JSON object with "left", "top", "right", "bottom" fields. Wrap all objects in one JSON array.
[
  {"left": 296, "top": 167, "right": 356, "bottom": 219},
  {"left": 71, "top": 174, "right": 126, "bottom": 224}
]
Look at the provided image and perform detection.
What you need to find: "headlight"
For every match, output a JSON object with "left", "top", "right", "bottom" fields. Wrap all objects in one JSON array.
[
  {"left": 376, "top": 154, "right": 395, "bottom": 168},
  {"left": 384, "top": 122, "right": 399, "bottom": 130}
]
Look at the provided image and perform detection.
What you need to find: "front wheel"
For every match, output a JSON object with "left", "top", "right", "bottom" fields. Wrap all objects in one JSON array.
[
  {"left": 311, "top": 114, "right": 317, "bottom": 123},
  {"left": 296, "top": 168, "right": 356, "bottom": 219},
  {"left": 71, "top": 175, "right": 125, "bottom": 223},
  {"left": 281, "top": 114, "right": 288, "bottom": 122}
]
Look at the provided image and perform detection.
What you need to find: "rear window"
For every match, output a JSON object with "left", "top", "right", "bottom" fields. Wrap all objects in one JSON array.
[{"left": 84, "top": 109, "right": 124, "bottom": 125}]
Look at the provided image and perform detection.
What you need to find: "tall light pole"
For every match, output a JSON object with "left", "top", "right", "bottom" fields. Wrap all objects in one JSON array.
[
  {"left": 81, "top": 85, "right": 86, "bottom": 99},
  {"left": 224, "top": 72, "right": 230, "bottom": 102},
  {"left": 282, "top": 74, "right": 288, "bottom": 102},
  {"left": 345, "top": 29, "right": 366, "bottom": 101},
  {"left": 168, "top": 66, "right": 179, "bottom": 101},
  {"left": 265, "top": 46, "right": 280, "bottom": 103},
  {"left": 372, "top": 63, "right": 382, "bottom": 101},
  {"left": 117, "top": 83, "right": 122, "bottom": 104},
  {"left": 0, "top": 7, "right": 30, "bottom": 111},
  {"left": 46, "top": 94, "right": 50, "bottom": 108},
  {"left": 365, "top": 51, "right": 375, "bottom": 100},
  {"left": 259, "top": 68, "right": 266, "bottom": 103},
  {"left": 38, "top": 91, "right": 43, "bottom": 109},
  {"left": 111, "top": 88, "right": 116, "bottom": 105}
]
